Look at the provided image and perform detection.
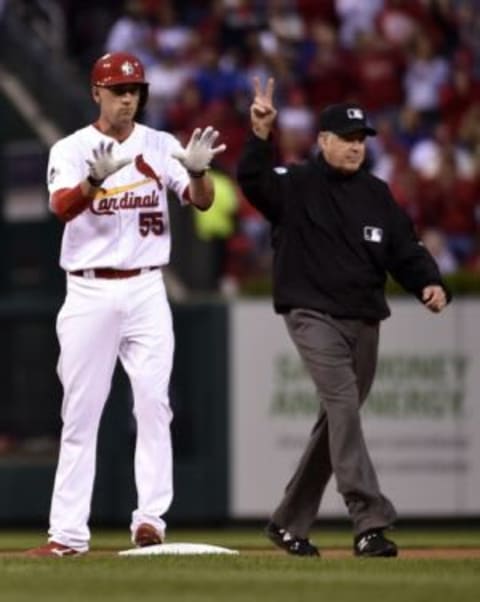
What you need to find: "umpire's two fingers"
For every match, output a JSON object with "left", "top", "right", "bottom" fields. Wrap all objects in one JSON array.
[
  {"left": 252, "top": 76, "right": 275, "bottom": 103},
  {"left": 251, "top": 77, "right": 276, "bottom": 118}
]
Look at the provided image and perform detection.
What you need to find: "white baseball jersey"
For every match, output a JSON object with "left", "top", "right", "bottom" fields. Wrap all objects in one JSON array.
[{"left": 47, "top": 123, "right": 190, "bottom": 271}]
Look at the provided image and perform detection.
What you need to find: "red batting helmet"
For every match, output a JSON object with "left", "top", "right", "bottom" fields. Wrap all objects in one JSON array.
[
  {"left": 91, "top": 52, "right": 149, "bottom": 111},
  {"left": 91, "top": 52, "right": 148, "bottom": 87}
]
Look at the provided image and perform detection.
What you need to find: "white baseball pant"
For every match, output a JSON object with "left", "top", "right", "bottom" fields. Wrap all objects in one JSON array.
[{"left": 48, "top": 269, "right": 174, "bottom": 551}]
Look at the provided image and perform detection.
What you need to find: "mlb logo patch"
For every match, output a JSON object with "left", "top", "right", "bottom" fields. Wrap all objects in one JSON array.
[
  {"left": 347, "top": 108, "right": 364, "bottom": 120},
  {"left": 364, "top": 226, "right": 383, "bottom": 243}
]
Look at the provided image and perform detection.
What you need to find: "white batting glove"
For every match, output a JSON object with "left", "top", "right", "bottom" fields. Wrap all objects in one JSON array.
[
  {"left": 86, "top": 140, "right": 131, "bottom": 187},
  {"left": 172, "top": 126, "right": 226, "bottom": 177}
]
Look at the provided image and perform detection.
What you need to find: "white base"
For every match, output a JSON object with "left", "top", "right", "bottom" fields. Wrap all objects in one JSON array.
[{"left": 118, "top": 543, "right": 239, "bottom": 556}]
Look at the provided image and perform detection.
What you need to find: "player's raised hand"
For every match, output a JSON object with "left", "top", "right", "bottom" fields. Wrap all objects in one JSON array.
[
  {"left": 250, "top": 76, "right": 277, "bottom": 139},
  {"left": 86, "top": 140, "right": 131, "bottom": 187},
  {"left": 171, "top": 126, "right": 226, "bottom": 176}
]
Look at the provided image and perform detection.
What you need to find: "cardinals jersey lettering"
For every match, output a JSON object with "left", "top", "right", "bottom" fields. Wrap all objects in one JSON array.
[{"left": 47, "top": 123, "right": 190, "bottom": 271}]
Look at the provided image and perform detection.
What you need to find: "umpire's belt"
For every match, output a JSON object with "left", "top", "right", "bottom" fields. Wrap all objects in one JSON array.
[{"left": 69, "top": 267, "right": 159, "bottom": 279}]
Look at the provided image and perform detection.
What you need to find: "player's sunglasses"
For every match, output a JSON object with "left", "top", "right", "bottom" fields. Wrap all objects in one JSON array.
[{"left": 107, "top": 84, "right": 142, "bottom": 96}]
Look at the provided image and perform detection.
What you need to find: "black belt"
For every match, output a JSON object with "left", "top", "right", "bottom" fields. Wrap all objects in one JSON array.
[{"left": 70, "top": 267, "right": 159, "bottom": 279}]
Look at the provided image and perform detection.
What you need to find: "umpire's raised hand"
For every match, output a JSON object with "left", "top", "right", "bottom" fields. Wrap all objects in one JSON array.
[{"left": 250, "top": 77, "right": 277, "bottom": 140}]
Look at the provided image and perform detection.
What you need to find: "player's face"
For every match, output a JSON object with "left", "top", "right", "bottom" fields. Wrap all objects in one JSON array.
[
  {"left": 318, "top": 131, "right": 367, "bottom": 173},
  {"left": 94, "top": 84, "right": 142, "bottom": 128}
]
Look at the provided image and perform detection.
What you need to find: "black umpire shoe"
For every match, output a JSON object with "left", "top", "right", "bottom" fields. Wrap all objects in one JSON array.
[
  {"left": 265, "top": 522, "right": 320, "bottom": 557},
  {"left": 354, "top": 529, "right": 398, "bottom": 557}
]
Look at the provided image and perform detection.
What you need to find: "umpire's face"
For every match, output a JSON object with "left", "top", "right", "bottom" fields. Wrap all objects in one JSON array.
[{"left": 318, "top": 131, "right": 367, "bottom": 174}]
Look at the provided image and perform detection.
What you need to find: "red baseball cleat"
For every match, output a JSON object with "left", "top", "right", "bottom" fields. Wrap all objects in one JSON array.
[
  {"left": 25, "top": 541, "right": 84, "bottom": 557},
  {"left": 133, "top": 523, "right": 164, "bottom": 547}
]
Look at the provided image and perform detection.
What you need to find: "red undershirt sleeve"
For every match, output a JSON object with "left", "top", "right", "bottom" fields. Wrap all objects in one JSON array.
[
  {"left": 51, "top": 185, "right": 96, "bottom": 222},
  {"left": 182, "top": 184, "right": 192, "bottom": 204}
]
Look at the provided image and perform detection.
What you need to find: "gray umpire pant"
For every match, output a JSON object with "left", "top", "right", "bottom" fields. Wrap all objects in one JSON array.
[{"left": 271, "top": 308, "right": 397, "bottom": 537}]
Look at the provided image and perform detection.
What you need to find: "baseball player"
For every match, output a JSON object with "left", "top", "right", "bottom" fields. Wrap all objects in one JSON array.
[{"left": 26, "top": 52, "right": 226, "bottom": 557}]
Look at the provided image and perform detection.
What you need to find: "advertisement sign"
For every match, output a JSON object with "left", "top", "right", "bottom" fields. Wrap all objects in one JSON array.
[{"left": 229, "top": 300, "right": 480, "bottom": 518}]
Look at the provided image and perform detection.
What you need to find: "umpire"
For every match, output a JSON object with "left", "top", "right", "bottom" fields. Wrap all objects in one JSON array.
[{"left": 237, "top": 78, "right": 451, "bottom": 558}]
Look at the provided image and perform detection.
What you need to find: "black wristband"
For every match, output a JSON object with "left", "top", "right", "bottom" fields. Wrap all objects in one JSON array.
[
  {"left": 188, "top": 169, "right": 206, "bottom": 179},
  {"left": 87, "top": 175, "right": 104, "bottom": 188}
]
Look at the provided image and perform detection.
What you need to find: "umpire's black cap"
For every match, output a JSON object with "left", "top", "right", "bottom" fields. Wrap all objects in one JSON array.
[{"left": 318, "top": 103, "right": 377, "bottom": 136}]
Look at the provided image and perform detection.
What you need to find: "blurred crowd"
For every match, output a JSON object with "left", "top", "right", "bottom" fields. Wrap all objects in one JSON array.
[{"left": 56, "top": 0, "right": 480, "bottom": 290}]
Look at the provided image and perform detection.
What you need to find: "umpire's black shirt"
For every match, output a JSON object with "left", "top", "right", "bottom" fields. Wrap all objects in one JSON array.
[{"left": 237, "top": 134, "right": 450, "bottom": 320}]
